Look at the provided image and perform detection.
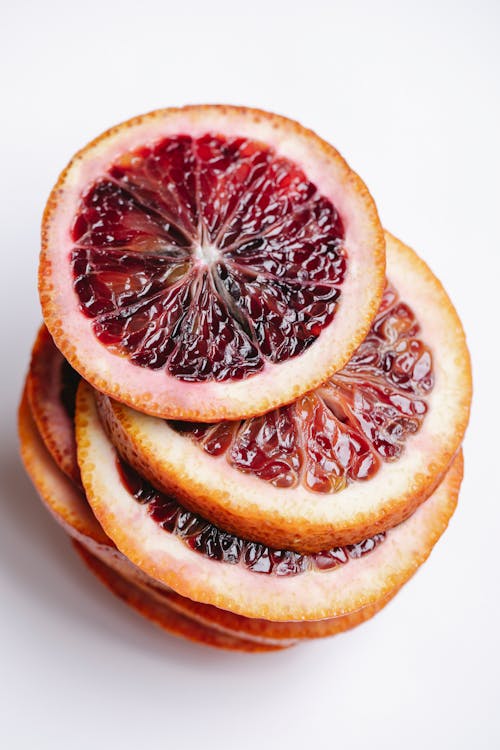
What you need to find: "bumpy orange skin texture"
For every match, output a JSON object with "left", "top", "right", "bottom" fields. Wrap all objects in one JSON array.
[
  {"left": 98, "top": 232, "right": 472, "bottom": 552},
  {"left": 19, "top": 372, "right": 463, "bottom": 640},
  {"left": 73, "top": 541, "right": 290, "bottom": 653},
  {"left": 39, "top": 104, "right": 385, "bottom": 421}
]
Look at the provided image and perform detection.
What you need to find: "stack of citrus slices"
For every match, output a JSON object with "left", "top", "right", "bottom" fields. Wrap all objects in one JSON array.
[{"left": 19, "top": 106, "right": 472, "bottom": 652}]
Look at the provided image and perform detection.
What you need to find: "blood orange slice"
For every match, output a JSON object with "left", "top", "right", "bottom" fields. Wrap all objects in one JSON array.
[
  {"left": 98, "top": 232, "right": 472, "bottom": 551},
  {"left": 72, "top": 542, "right": 290, "bottom": 653},
  {"left": 39, "top": 105, "right": 385, "bottom": 421},
  {"left": 27, "top": 325, "right": 81, "bottom": 484},
  {"left": 76, "top": 378, "right": 463, "bottom": 621},
  {"left": 18, "top": 386, "right": 389, "bottom": 644}
]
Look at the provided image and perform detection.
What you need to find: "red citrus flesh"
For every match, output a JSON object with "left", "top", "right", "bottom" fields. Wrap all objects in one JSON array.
[
  {"left": 76, "top": 378, "right": 463, "bottom": 621},
  {"left": 72, "top": 135, "right": 345, "bottom": 378},
  {"left": 117, "top": 456, "right": 386, "bottom": 577},
  {"left": 39, "top": 105, "right": 385, "bottom": 421},
  {"left": 168, "top": 275, "right": 431, "bottom": 492},
  {"left": 97, "top": 232, "right": 472, "bottom": 551},
  {"left": 18, "top": 386, "right": 392, "bottom": 642}
]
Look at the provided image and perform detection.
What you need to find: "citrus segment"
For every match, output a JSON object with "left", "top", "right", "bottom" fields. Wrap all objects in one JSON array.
[
  {"left": 71, "top": 135, "right": 345, "bottom": 379},
  {"left": 170, "top": 277, "right": 431, "bottom": 492}
]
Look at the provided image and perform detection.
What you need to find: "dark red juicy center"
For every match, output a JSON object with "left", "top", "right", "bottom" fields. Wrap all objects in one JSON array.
[
  {"left": 59, "top": 360, "right": 81, "bottom": 420},
  {"left": 71, "top": 134, "right": 345, "bottom": 381},
  {"left": 170, "top": 282, "right": 434, "bottom": 492},
  {"left": 117, "top": 458, "right": 385, "bottom": 576}
]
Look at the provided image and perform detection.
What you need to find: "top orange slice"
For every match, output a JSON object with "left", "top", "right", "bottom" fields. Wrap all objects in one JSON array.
[{"left": 39, "top": 105, "right": 385, "bottom": 421}]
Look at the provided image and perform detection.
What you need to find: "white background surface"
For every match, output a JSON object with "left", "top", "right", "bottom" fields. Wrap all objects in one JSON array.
[{"left": 1, "top": 1, "right": 499, "bottom": 748}]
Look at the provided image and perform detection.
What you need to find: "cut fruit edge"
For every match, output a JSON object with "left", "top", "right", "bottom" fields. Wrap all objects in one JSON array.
[
  {"left": 130, "top": 570, "right": 397, "bottom": 643},
  {"left": 18, "top": 387, "right": 289, "bottom": 648},
  {"left": 72, "top": 540, "right": 292, "bottom": 653},
  {"left": 39, "top": 104, "right": 385, "bottom": 421},
  {"left": 18, "top": 386, "right": 393, "bottom": 641},
  {"left": 76, "top": 378, "right": 463, "bottom": 621},
  {"left": 19, "top": 384, "right": 108, "bottom": 547},
  {"left": 27, "top": 324, "right": 80, "bottom": 484},
  {"left": 98, "top": 231, "right": 472, "bottom": 551}
]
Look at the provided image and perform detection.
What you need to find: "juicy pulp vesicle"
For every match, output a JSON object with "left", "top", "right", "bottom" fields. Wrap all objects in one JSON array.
[{"left": 118, "top": 457, "right": 385, "bottom": 577}]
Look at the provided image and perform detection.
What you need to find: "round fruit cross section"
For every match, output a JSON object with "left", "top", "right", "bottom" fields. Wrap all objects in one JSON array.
[
  {"left": 40, "top": 105, "right": 385, "bottom": 420},
  {"left": 97, "top": 233, "right": 472, "bottom": 552},
  {"left": 18, "top": 384, "right": 396, "bottom": 641},
  {"left": 76, "top": 378, "right": 463, "bottom": 621}
]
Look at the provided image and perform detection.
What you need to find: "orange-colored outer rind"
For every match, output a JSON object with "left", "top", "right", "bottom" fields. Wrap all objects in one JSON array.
[
  {"left": 140, "top": 581, "right": 398, "bottom": 641},
  {"left": 18, "top": 388, "right": 297, "bottom": 646}
]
